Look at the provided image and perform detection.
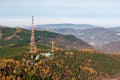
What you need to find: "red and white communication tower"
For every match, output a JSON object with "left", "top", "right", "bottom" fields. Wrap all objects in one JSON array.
[{"left": 30, "top": 16, "right": 37, "bottom": 53}]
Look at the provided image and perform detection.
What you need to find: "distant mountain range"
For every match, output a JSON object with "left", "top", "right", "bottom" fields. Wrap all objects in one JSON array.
[
  {"left": 24, "top": 23, "right": 120, "bottom": 53},
  {"left": 1, "top": 23, "right": 120, "bottom": 53},
  {"left": 24, "top": 23, "right": 97, "bottom": 30},
  {"left": 46, "top": 27, "right": 120, "bottom": 47},
  {"left": 0, "top": 26, "right": 91, "bottom": 50}
]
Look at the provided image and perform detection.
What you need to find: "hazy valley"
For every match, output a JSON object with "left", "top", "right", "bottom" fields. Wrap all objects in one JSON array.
[{"left": 32, "top": 24, "right": 120, "bottom": 53}]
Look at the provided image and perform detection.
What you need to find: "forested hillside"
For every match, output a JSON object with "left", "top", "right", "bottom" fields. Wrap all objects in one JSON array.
[
  {"left": 0, "top": 49, "right": 120, "bottom": 80},
  {"left": 0, "top": 27, "right": 91, "bottom": 50}
]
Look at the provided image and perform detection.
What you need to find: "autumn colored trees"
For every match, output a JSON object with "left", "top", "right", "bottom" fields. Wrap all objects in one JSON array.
[{"left": 0, "top": 50, "right": 120, "bottom": 80}]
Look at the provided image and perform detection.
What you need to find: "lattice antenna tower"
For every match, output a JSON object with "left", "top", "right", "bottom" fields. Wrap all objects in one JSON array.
[{"left": 30, "top": 16, "right": 37, "bottom": 53}]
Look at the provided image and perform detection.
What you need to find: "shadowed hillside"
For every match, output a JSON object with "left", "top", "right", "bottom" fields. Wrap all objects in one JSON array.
[{"left": 0, "top": 26, "right": 91, "bottom": 50}]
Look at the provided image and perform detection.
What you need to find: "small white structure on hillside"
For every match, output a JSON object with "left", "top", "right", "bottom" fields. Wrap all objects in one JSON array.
[
  {"left": 40, "top": 52, "right": 54, "bottom": 57},
  {"left": 40, "top": 41, "right": 54, "bottom": 57}
]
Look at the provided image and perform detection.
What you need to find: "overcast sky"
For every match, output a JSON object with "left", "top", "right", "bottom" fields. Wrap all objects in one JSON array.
[{"left": 0, "top": 0, "right": 120, "bottom": 27}]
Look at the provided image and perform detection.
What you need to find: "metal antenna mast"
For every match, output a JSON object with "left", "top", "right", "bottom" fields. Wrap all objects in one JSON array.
[
  {"left": 51, "top": 41, "right": 54, "bottom": 53},
  {"left": 30, "top": 16, "right": 37, "bottom": 53}
]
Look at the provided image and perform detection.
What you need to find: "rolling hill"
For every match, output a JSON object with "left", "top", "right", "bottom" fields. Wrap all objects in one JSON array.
[
  {"left": 48, "top": 27, "right": 120, "bottom": 47},
  {"left": 0, "top": 26, "right": 91, "bottom": 50},
  {"left": 46, "top": 27, "right": 120, "bottom": 53}
]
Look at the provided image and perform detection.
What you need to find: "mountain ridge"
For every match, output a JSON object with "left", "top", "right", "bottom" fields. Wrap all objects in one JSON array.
[
  {"left": 0, "top": 26, "right": 91, "bottom": 50},
  {"left": 23, "top": 23, "right": 97, "bottom": 30}
]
